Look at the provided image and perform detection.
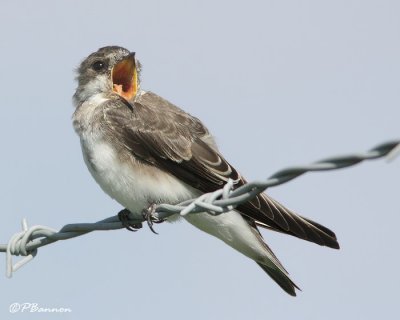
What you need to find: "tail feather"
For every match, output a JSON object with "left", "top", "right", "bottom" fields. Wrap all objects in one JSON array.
[
  {"left": 257, "top": 263, "right": 300, "bottom": 296},
  {"left": 248, "top": 221, "right": 300, "bottom": 296},
  {"left": 238, "top": 191, "right": 340, "bottom": 249}
]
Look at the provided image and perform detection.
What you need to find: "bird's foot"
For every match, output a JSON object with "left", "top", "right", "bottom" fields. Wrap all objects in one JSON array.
[
  {"left": 118, "top": 208, "right": 143, "bottom": 232},
  {"left": 142, "top": 203, "right": 164, "bottom": 234}
]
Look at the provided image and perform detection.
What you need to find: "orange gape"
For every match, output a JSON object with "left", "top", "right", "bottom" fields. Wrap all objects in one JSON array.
[{"left": 112, "top": 55, "right": 137, "bottom": 100}]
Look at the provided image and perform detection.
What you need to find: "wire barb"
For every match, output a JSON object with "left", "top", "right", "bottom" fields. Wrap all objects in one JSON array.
[{"left": 1, "top": 140, "right": 398, "bottom": 277}]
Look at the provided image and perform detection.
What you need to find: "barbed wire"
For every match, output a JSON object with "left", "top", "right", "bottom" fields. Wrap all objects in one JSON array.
[{"left": 1, "top": 140, "right": 399, "bottom": 278}]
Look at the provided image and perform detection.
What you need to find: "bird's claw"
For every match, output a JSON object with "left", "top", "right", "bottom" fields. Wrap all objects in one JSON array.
[
  {"left": 142, "top": 203, "right": 164, "bottom": 234},
  {"left": 118, "top": 209, "right": 143, "bottom": 232}
]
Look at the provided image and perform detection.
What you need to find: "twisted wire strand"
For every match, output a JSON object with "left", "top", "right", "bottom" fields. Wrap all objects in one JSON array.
[{"left": 1, "top": 140, "right": 398, "bottom": 277}]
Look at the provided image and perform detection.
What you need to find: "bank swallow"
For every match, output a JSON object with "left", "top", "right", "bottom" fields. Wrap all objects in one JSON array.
[{"left": 72, "top": 46, "right": 339, "bottom": 296}]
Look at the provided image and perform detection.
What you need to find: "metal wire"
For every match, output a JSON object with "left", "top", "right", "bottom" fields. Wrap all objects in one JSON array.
[{"left": 1, "top": 140, "right": 398, "bottom": 278}]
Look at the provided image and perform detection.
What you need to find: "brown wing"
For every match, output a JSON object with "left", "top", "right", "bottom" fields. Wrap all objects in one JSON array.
[{"left": 102, "top": 92, "right": 339, "bottom": 249}]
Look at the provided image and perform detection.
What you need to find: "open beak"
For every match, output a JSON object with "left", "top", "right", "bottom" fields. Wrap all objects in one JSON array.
[{"left": 112, "top": 52, "right": 138, "bottom": 100}]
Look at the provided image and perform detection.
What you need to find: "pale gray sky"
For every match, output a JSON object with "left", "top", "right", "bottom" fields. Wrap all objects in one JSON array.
[{"left": 0, "top": 1, "right": 399, "bottom": 319}]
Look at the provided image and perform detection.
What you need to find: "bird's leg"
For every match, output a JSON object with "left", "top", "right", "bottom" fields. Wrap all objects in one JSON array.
[
  {"left": 142, "top": 203, "right": 165, "bottom": 234},
  {"left": 118, "top": 208, "right": 143, "bottom": 232}
]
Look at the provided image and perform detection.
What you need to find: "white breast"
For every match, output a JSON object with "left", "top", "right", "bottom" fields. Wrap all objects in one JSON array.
[{"left": 79, "top": 127, "right": 198, "bottom": 219}]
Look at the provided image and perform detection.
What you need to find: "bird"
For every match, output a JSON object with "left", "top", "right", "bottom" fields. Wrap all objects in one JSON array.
[{"left": 72, "top": 46, "right": 339, "bottom": 296}]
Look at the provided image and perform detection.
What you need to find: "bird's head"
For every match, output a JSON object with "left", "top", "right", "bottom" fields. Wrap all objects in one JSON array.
[{"left": 73, "top": 46, "right": 141, "bottom": 106}]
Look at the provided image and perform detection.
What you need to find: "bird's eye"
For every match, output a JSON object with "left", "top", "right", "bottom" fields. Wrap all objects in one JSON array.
[{"left": 92, "top": 60, "right": 106, "bottom": 71}]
